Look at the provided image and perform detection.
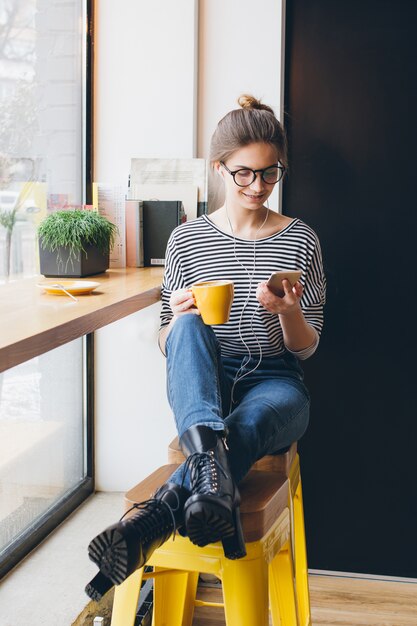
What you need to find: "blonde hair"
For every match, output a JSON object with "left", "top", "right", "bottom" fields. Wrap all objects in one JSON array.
[{"left": 209, "top": 94, "right": 288, "bottom": 169}]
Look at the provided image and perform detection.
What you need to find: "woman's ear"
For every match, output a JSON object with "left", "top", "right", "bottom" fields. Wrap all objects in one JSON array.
[{"left": 214, "top": 161, "right": 224, "bottom": 178}]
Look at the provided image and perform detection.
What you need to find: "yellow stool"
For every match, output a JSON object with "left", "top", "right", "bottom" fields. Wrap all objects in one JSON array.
[
  {"left": 168, "top": 438, "right": 311, "bottom": 626},
  {"left": 110, "top": 464, "right": 298, "bottom": 626}
]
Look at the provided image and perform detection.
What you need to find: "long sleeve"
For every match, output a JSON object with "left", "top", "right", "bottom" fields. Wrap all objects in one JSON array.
[{"left": 159, "top": 231, "right": 186, "bottom": 330}]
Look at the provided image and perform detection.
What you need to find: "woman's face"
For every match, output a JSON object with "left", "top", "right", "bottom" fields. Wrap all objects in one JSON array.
[{"left": 217, "top": 142, "right": 279, "bottom": 212}]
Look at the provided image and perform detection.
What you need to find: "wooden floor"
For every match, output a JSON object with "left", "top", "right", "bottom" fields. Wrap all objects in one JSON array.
[{"left": 192, "top": 574, "right": 417, "bottom": 626}]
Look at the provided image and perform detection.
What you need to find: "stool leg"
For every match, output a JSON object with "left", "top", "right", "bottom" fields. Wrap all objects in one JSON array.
[
  {"left": 269, "top": 540, "right": 299, "bottom": 626},
  {"left": 294, "top": 479, "right": 311, "bottom": 626},
  {"left": 110, "top": 568, "right": 144, "bottom": 626},
  {"left": 152, "top": 568, "right": 199, "bottom": 626},
  {"left": 222, "top": 555, "right": 269, "bottom": 626},
  {"left": 180, "top": 570, "right": 199, "bottom": 626}
]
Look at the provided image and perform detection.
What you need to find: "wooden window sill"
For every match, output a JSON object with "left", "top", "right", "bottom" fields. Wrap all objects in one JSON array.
[{"left": 0, "top": 267, "right": 164, "bottom": 373}]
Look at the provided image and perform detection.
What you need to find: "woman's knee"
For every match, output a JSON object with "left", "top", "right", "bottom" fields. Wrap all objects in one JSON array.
[
  {"left": 172, "top": 313, "right": 205, "bottom": 333},
  {"left": 225, "top": 385, "right": 310, "bottom": 457},
  {"left": 166, "top": 314, "right": 218, "bottom": 353},
  {"left": 168, "top": 313, "right": 214, "bottom": 340}
]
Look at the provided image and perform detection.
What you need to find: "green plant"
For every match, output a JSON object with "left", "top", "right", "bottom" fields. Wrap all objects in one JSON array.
[
  {"left": 0, "top": 207, "right": 17, "bottom": 278},
  {"left": 0, "top": 208, "right": 17, "bottom": 233},
  {"left": 38, "top": 209, "right": 117, "bottom": 260}
]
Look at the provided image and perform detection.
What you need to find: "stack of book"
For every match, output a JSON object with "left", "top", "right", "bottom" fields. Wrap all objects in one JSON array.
[
  {"left": 125, "top": 199, "right": 186, "bottom": 267},
  {"left": 94, "top": 157, "right": 207, "bottom": 268}
]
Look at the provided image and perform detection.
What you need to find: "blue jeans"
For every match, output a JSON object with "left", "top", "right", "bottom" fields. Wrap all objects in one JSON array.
[{"left": 165, "top": 315, "right": 310, "bottom": 489}]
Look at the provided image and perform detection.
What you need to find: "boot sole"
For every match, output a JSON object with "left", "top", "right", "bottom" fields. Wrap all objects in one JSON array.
[
  {"left": 184, "top": 499, "right": 236, "bottom": 546},
  {"left": 85, "top": 570, "right": 114, "bottom": 601},
  {"left": 221, "top": 507, "right": 247, "bottom": 559},
  {"left": 88, "top": 527, "right": 131, "bottom": 586}
]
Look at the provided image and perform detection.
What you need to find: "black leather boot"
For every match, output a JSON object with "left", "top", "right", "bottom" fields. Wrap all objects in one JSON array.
[
  {"left": 85, "top": 481, "right": 189, "bottom": 595},
  {"left": 180, "top": 425, "right": 246, "bottom": 558}
]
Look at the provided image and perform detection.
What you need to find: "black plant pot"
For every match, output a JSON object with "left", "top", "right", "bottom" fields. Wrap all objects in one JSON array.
[{"left": 39, "top": 239, "right": 109, "bottom": 278}]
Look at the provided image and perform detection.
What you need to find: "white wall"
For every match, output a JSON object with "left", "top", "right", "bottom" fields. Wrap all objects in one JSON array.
[
  {"left": 197, "top": 0, "right": 283, "bottom": 157},
  {"left": 94, "top": 0, "right": 198, "bottom": 490},
  {"left": 197, "top": 0, "right": 284, "bottom": 212},
  {"left": 94, "top": 303, "right": 176, "bottom": 491},
  {"left": 95, "top": 0, "right": 198, "bottom": 182},
  {"left": 95, "top": 0, "right": 284, "bottom": 490}
]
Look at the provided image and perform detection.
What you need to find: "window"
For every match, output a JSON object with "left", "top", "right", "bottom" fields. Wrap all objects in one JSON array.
[
  {"left": 0, "top": 0, "right": 92, "bottom": 579},
  {"left": 0, "top": 338, "right": 93, "bottom": 578},
  {"left": 0, "top": 0, "right": 89, "bottom": 282}
]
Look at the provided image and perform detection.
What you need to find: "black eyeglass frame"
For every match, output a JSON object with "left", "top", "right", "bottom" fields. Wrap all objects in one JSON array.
[{"left": 220, "top": 161, "right": 286, "bottom": 187}]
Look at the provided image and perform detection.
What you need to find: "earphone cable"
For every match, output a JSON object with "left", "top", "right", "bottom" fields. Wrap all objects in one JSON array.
[{"left": 226, "top": 200, "right": 269, "bottom": 409}]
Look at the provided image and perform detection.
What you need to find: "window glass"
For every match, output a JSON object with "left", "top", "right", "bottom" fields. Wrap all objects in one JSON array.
[
  {"left": 0, "top": 339, "right": 85, "bottom": 557},
  {"left": 0, "top": 0, "right": 85, "bottom": 282}
]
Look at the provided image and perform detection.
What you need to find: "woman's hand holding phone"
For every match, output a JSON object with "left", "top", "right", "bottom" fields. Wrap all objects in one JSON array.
[
  {"left": 256, "top": 270, "right": 303, "bottom": 315},
  {"left": 266, "top": 270, "right": 302, "bottom": 296}
]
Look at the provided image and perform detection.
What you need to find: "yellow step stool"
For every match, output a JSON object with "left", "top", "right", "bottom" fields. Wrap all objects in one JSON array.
[
  {"left": 110, "top": 464, "right": 299, "bottom": 626},
  {"left": 168, "top": 438, "right": 311, "bottom": 626}
]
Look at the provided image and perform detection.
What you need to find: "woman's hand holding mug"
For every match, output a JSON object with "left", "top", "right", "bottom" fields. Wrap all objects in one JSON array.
[
  {"left": 170, "top": 282, "right": 234, "bottom": 325},
  {"left": 170, "top": 288, "right": 200, "bottom": 317}
]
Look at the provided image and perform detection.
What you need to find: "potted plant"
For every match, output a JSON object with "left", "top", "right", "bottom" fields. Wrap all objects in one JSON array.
[{"left": 38, "top": 209, "right": 117, "bottom": 277}]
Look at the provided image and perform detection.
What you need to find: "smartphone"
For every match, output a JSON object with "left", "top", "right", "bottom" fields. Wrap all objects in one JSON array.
[{"left": 266, "top": 270, "right": 302, "bottom": 296}]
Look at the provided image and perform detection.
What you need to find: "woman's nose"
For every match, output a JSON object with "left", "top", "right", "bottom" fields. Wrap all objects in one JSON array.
[{"left": 249, "top": 172, "right": 264, "bottom": 192}]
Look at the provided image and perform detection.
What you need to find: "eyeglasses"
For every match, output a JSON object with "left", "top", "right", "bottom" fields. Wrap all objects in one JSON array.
[{"left": 220, "top": 161, "right": 286, "bottom": 187}]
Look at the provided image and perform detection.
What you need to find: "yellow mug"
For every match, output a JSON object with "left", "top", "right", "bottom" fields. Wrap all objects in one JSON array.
[{"left": 191, "top": 280, "right": 234, "bottom": 325}]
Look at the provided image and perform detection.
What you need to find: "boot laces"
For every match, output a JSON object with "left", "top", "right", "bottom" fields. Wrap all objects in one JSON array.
[
  {"left": 119, "top": 492, "right": 180, "bottom": 541},
  {"left": 181, "top": 450, "right": 228, "bottom": 495}
]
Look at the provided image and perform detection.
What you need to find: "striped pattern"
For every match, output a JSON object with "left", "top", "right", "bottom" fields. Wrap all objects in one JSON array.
[{"left": 161, "top": 215, "right": 326, "bottom": 358}]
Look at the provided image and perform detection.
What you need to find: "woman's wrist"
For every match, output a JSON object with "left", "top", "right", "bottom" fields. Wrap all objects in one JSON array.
[
  {"left": 285, "top": 327, "right": 319, "bottom": 359},
  {"left": 279, "top": 307, "right": 317, "bottom": 352}
]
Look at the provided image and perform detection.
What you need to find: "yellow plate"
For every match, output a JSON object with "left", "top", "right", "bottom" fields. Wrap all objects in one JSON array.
[{"left": 37, "top": 280, "right": 101, "bottom": 295}]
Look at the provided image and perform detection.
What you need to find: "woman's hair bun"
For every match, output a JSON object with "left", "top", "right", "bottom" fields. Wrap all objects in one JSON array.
[{"left": 238, "top": 94, "right": 274, "bottom": 115}]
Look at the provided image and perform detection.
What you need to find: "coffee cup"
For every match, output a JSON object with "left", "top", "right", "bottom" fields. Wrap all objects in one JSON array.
[{"left": 191, "top": 280, "right": 234, "bottom": 325}]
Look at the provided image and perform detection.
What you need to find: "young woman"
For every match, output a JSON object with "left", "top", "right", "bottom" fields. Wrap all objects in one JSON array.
[{"left": 85, "top": 95, "right": 326, "bottom": 600}]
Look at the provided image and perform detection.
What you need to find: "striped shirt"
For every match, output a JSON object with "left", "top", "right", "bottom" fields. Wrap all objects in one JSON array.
[{"left": 160, "top": 215, "right": 326, "bottom": 358}]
